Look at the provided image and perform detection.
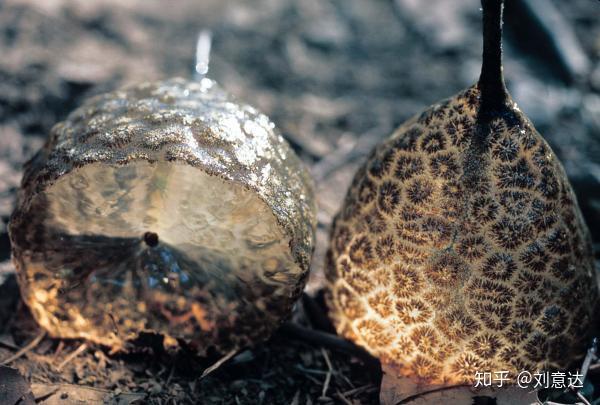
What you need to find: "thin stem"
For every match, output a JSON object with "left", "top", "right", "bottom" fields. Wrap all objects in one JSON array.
[
  {"left": 195, "top": 29, "right": 212, "bottom": 79},
  {"left": 478, "top": 0, "right": 508, "bottom": 113}
]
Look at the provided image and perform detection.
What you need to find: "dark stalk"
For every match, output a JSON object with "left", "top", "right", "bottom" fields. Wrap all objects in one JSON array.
[{"left": 478, "top": 0, "right": 508, "bottom": 114}]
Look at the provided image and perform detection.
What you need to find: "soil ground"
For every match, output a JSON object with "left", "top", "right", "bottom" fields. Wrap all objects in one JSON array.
[{"left": 0, "top": 0, "right": 599, "bottom": 403}]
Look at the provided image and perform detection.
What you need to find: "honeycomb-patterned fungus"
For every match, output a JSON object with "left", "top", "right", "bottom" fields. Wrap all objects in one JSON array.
[
  {"left": 326, "top": 85, "right": 598, "bottom": 385},
  {"left": 9, "top": 78, "right": 316, "bottom": 355}
]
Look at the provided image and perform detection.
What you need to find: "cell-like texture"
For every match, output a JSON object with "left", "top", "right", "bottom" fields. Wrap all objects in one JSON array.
[
  {"left": 9, "top": 78, "right": 317, "bottom": 355},
  {"left": 325, "top": 84, "right": 598, "bottom": 385}
]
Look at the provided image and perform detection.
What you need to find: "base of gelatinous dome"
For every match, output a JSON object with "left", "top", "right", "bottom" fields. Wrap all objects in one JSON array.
[{"left": 14, "top": 161, "right": 301, "bottom": 353}]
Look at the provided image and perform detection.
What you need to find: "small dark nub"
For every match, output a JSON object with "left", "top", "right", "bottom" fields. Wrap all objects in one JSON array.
[{"left": 144, "top": 231, "right": 159, "bottom": 247}]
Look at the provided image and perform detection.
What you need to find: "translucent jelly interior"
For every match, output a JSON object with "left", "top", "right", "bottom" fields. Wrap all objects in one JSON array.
[{"left": 20, "top": 162, "right": 298, "bottom": 347}]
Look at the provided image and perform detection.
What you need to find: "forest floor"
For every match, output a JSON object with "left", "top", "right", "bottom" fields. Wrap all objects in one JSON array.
[{"left": 0, "top": 0, "right": 599, "bottom": 403}]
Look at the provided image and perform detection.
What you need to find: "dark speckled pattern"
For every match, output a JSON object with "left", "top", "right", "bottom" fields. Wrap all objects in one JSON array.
[{"left": 325, "top": 85, "right": 598, "bottom": 385}]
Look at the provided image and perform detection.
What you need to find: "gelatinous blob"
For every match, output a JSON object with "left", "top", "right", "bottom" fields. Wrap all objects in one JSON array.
[
  {"left": 10, "top": 78, "right": 317, "bottom": 355},
  {"left": 16, "top": 163, "right": 298, "bottom": 353},
  {"left": 325, "top": 85, "right": 598, "bottom": 385}
]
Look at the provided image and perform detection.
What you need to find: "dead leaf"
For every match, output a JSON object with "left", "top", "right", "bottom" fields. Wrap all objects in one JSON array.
[
  {"left": 30, "top": 383, "right": 146, "bottom": 404},
  {"left": 380, "top": 363, "right": 540, "bottom": 405},
  {"left": 0, "top": 365, "right": 36, "bottom": 405}
]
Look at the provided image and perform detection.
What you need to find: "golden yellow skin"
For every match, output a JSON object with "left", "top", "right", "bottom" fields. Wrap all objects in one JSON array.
[
  {"left": 9, "top": 78, "right": 317, "bottom": 354},
  {"left": 326, "top": 85, "right": 598, "bottom": 385}
]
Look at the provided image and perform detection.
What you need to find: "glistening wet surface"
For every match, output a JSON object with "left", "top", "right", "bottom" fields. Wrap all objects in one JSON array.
[{"left": 16, "top": 162, "right": 298, "bottom": 352}]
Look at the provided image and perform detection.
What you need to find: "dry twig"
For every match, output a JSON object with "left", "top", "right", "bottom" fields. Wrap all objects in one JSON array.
[
  {"left": 335, "top": 390, "right": 353, "bottom": 405},
  {"left": 57, "top": 342, "right": 88, "bottom": 371},
  {"left": 320, "top": 348, "right": 333, "bottom": 399},
  {"left": 0, "top": 331, "right": 46, "bottom": 365},
  {"left": 200, "top": 348, "right": 238, "bottom": 379}
]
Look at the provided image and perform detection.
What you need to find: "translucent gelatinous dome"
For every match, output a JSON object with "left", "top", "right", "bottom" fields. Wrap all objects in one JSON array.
[{"left": 9, "top": 78, "right": 317, "bottom": 354}]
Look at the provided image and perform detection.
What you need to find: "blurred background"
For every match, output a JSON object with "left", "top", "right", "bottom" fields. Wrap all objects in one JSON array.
[{"left": 0, "top": 0, "right": 599, "bottom": 403}]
